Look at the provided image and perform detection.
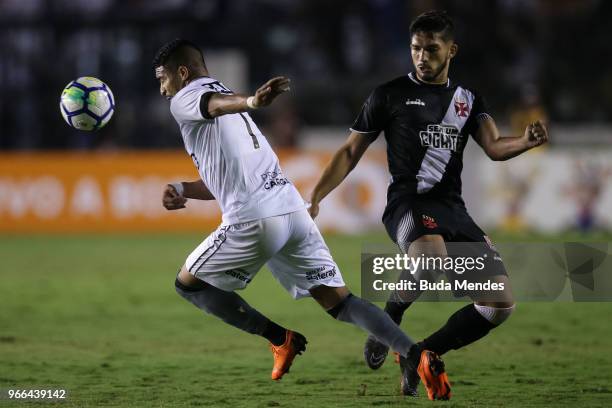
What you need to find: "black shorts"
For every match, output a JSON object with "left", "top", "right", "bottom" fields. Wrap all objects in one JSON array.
[{"left": 383, "top": 195, "right": 507, "bottom": 280}]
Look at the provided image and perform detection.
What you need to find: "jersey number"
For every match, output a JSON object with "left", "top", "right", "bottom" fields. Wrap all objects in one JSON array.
[
  {"left": 201, "top": 81, "right": 260, "bottom": 149},
  {"left": 202, "top": 81, "right": 233, "bottom": 94},
  {"left": 239, "top": 113, "right": 260, "bottom": 149}
]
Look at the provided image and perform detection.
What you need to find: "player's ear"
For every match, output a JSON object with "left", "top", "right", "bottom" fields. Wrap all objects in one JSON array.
[
  {"left": 178, "top": 65, "right": 189, "bottom": 82},
  {"left": 449, "top": 43, "right": 458, "bottom": 59}
]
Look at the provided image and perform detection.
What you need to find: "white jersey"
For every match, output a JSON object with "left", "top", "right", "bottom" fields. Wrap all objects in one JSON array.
[{"left": 170, "top": 77, "right": 306, "bottom": 225}]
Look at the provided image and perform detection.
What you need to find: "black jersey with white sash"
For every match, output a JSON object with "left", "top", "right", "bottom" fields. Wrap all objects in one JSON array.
[{"left": 351, "top": 72, "right": 490, "bottom": 213}]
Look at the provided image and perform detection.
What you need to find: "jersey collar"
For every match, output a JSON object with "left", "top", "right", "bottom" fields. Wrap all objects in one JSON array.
[
  {"left": 174, "top": 76, "right": 212, "bottom": 100},
  {"left": 408, "top": 72, "right": 451, "bottom": 88}
]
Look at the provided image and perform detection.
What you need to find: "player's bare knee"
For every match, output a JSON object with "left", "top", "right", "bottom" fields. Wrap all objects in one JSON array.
[
  {"left": 175, "top": 265, "right": 208, "bottom": 296},
  {"left": 309, "top": 285, "right": 350, "bottom": 311},
  {"left": 413, "top": 234, "right": 444, "bottom": 244},
  {"left": 474, "top": 302, "right": 515, "bottom": 326},
  {"left": 409, "top": 234, "right": 447, "bottom": 257},
  {"left": 177, "top": 265, "right": 201, "bottom": 286},
  {"left": 472, "top": 274, "right": 514, "bottom": 311}
]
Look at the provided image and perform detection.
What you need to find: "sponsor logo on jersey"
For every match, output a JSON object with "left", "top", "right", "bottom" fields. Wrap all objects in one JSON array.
[
  {"left": 225, "top": 268, "right": 252, "bottom": 283},
  {"left": 419, "top": 124, "right": 460, "bottom": 151},
  {"left": 406, "top": 98, "right": 426, "bottom": 106},
  {"left": 306, "top": 265, "right": 337, "bottom": 281},
  {"left": 422, "top": 215, "right": 438, "bottom": 229},
  {"left": 261, "top": 171, "right": 290, "bottom": 190},
  {"left": 454, "top": 97, "right": 470, "bottom": 117}
]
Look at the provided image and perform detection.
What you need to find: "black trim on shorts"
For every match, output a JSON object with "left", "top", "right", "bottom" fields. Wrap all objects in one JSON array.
[{"left": 188, "top": 226, "right": 230, "bottom": 274}]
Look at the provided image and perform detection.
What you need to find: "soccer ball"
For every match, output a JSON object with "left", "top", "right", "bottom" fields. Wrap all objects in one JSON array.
[{"left": 60, "top": 76, "right": 115, "bottom": 131}]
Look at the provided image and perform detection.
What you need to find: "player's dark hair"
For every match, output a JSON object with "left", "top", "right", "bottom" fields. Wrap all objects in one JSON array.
[
  {"left": 409, "top": 10, "right": 455, "bottom": 42},
  {"left": 152, "top": 39, "right": 206, "bottom": 70}
]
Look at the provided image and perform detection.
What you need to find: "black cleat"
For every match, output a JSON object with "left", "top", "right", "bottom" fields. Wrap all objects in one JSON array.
[
  {"left": 399, "top": 344, "right": 422, "bottom": 397},
  {"left": 363, "top": 335, "right": 390, "bottom": 370}
]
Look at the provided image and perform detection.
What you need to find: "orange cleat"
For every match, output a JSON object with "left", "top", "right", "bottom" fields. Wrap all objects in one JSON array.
[
  {"left": 393, "top": 351, "right": 401, "bottom": 364},
  {"left": 417, "top": 350, "right": 451, "bottom": 400},
  {"left": 269, "top": 330, "right": 307, "bottom": 380}
]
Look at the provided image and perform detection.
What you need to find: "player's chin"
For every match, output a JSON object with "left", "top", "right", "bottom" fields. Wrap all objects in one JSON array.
[{"left": 417, "top": 69, "right": 435, "bottom": 81}]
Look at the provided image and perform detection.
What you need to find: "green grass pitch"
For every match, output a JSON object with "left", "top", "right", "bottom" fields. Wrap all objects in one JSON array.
[{"left": 1, "top": 232, "right": 611, "bottom": 407}]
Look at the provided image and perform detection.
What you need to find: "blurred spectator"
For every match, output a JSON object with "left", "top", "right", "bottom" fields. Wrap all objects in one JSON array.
[
  {"left": 564, "top": 161, "right": 612, "bottom": 233},
  {"left": 0, "top": 0, "right": 609, "bottom": 150},
  {"left": 259, "top": 98, "right": 301, "bottom": 148},
  {"left": 509, "top": 84, "right": 548, "bottom": 138},
  {"left": 491, "top": 166, "right": 539, "bottom": 233}
]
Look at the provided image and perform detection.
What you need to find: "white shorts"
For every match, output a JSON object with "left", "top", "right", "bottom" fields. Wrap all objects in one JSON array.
[{"left": 184, "top": 209, "right": 345, "bottom": 299}]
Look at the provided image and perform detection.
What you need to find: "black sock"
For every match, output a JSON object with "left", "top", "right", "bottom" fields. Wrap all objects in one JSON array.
[
  {"left": 384, "top": 301, "right": 412, "bottom": 325},
  {"left": 262, "top": 321, "right": 287, "bottom": 346},
  {"left": 421, "top": 304, "right": 497, "bottom": 355}
]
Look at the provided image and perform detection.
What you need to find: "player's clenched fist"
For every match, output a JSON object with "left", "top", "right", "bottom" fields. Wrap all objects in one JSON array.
[
  {"left": 308, "top": 201, "right": 320, "bottom": 220},
  {"left": 252, "top": 76, "right": 291, "bottom": 108},
  {"left": 524, "top": 120, "right": 549, "bottom": 148},
  {"left": 162, "top": 184, "right": 187, "bottom": 210}
]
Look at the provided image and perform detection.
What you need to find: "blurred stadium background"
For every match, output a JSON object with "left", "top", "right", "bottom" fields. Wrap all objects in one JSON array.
[
  {"left": 1, "top": 0, "right": 611, "bottom": 234},
  {"left": 1, "top": 1, "right": 612, "bottom": 407}
]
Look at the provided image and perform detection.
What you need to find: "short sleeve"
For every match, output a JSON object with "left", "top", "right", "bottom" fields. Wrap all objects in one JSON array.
[
  {"left": 350, "top": 87, "right": 388, "bottom": 137},
  {"left": 472, "top": 93, "right": 491, "bottom": 121},
  {"left": 170, "top": 88, "right": 213, "bottom": 123},
  {"left": 466, "top": 93, "right": 493, "bottom": 136}
]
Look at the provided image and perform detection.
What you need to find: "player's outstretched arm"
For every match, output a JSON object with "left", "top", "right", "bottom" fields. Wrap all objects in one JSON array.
[
  {"left": 205, "top": 76, "right": 291, "bottom": 118},
  {"left": 473, "top": 117, "right": 549, "bottom": 161},
  {"left": 309, "top": 131, "right": 375, "bottom": 219}
]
